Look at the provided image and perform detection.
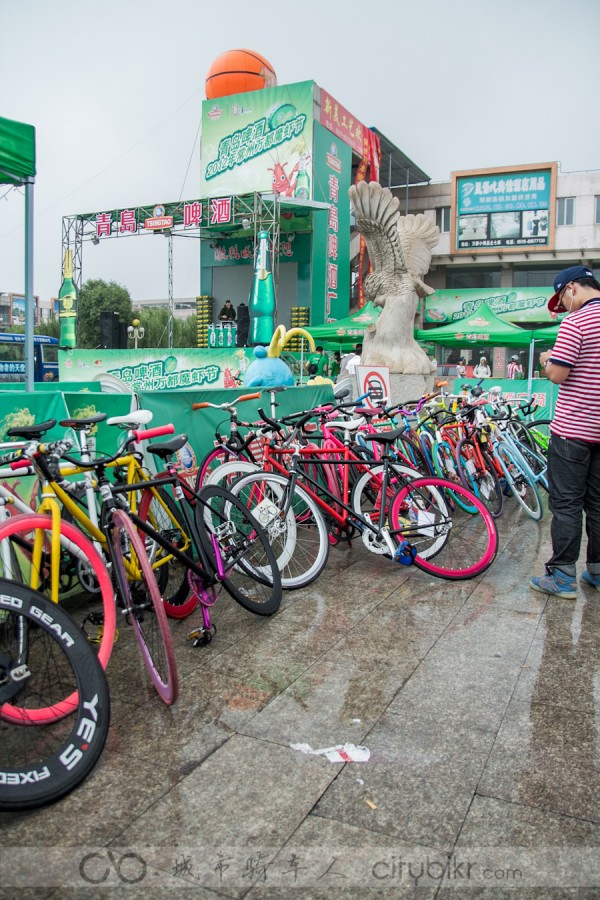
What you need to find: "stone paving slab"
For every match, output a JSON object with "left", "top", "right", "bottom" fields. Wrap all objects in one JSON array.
[{"left": 2, "top": 501, "right": 599, "bottom": 897}]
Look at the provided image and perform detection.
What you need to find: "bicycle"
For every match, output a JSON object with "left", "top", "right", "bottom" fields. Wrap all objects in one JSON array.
[
  {"left": 230, "top": 406, "right": 499, "bottom": 581},
  {"left": 0, "top": 579, "right": 111, "bottom": 810}
]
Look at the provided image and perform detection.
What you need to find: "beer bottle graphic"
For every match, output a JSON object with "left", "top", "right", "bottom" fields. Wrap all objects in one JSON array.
[
  {"left": 58, "top": 249, "right": 77, "bottom": 349},
  {"left": 294, "top": 157, "right": 311, "bottom": 200},
  {"left": 248, "top": 231, "right": 276, "bottom": 345}
]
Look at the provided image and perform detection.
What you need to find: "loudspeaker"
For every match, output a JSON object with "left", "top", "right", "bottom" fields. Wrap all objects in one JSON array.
[
  {"left": 100, "top": 311, "right": 118, "bottom": 349},
  {"left": 118, "top": 322, "right": 128, "bottom": 350}
]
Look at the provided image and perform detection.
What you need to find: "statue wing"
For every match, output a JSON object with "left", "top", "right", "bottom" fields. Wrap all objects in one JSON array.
[
  {"left": 395, "top": 213, "right": 440, "bottom": 282},
  {"left": 348, "top": 181, "right": 403, "bottom": 276}
]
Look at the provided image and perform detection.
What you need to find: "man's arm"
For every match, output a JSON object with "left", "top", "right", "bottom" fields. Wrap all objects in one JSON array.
[{"left": 539, "top": 350, "right": 570, "bottom": 384}]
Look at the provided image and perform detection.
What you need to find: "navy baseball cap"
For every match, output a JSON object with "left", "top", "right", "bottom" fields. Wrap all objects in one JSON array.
[{"left": 548, "top": 265, "right": 594, "bottom": 313}]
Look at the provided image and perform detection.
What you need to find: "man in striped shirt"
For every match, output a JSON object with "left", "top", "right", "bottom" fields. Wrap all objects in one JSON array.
[{"left": 531, "top": 266, "right": 600, "bottom": 598}]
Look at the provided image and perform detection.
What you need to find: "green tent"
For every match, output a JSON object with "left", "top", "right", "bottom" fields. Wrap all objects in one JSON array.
[
  {"left": 0, "top": 116, "right": 36, "bottom": 388},
  {"left": 305, "top": 301, "right": 381, "bottom": 349},
  {"left": 415, "top": 301, "right": 537, "bottom": 347}
]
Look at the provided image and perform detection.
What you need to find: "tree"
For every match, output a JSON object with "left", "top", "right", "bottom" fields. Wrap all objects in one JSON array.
[
  {"left": 77, "top": 279, "right": 133, "bottom": 349},
  {"left": 132, "top": 307, "right": 197, "bottom": 348}
]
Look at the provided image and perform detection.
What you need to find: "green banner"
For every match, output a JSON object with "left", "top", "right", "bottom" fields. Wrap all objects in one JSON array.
[
  {"left": 453, "top": 378, "right": 558, "bottom": 418},
  {"left": 59, "top": 348, "right": 260, "bottom": 392},
  {"left": 425, "top": 287, "right": 559, "bottom": 325},
  {"left": 311, "top": 122, "right": 352, "bottom": 322},
  {"left": 0, "top": 391, "right": 69, "bottom": 442},
  {"left": 200, "top": 81, "right": 314, "bottom": 199}
]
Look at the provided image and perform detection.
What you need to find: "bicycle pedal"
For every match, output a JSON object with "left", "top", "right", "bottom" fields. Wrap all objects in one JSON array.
[{"left": 393, "top": 541, "right": 417, "bottom": 566}]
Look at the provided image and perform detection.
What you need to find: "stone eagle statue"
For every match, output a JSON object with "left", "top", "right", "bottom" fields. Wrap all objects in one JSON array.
[{"left": 349, "top": 180, "right": 439, "bottom": 374}]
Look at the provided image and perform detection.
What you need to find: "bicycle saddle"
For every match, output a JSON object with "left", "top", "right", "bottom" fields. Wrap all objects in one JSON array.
[
  {"left": 106, "top": 409, "right": 153, "bottom": 428},
  {"left": 6, "top": 418, "right": 57, "bottom": 439},
  {"left": 59, "top": 413, "right": 107, "bottom": 430},
  {"left": 146, "top": 434, "right": 189, "bottom": 460},
  {"left": 362, "top": 425, "right": 407, "bottom": 444}
]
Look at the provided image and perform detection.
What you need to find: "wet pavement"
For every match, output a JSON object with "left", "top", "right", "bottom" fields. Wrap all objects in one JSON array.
[{"left": 1, "top": 498, "right": 599, "bottom": 898}]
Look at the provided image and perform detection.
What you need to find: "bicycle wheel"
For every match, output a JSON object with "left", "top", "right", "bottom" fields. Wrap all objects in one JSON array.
[
  {"left": 194, "top": 484, "right": 282, "bottom": 615},
  {"left": 0, "top": 581, "right": 110, "bottom": 810},
  {"left": 525, "top": 419, "right": 551, "bottom": 458},
  {"left": 432, "top": 440, "right": 477, "bottom": 513},
  {"left": 137, "top": 485, "right": 196, "bottom": 619},
  {"left": 109, "top": 509, "right": 178, "bottom": 705},
  {"left": 455, "top": 438, "right": 504, "bottom": 518},
  {"left": 195, "top": 445, "right": 246, "bottom": 491},
  {"left": 0, "top": 514, "right": 116, "bottom": 705},
  {"left": 514, "top": 441, "right": 549, "bottom": 493},
  {"left": 493, "top": 442, "right": 542, "bottom": 521},
  {"left": 203, "top": 459, "right": 259, "bottom": 490},
  {"left": 229, "top": 472, "right": 329, "bottom": 589},
  {"left": 394, "top": 434, "right": 429, "bottom": 474},
  {"left": 351, "top": 463, "right": 419, "bottom": 524},
  {"left": 389, "top": 476, "right": 498, "bottom": 579}
]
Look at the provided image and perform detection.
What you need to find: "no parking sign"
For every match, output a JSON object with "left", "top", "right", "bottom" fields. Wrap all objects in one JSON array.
[{"left": 356, "top": 365, "right": 391, "bottom": 408}]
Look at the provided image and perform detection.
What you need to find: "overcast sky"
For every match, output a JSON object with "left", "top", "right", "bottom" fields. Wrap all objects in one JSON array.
[{"left": 1, "top": 0, "right": 599, "bottom": 305}]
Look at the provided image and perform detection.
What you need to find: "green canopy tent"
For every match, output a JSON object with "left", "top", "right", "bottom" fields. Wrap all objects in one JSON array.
[
  {"left": 415, "top": 301, "right": 548, "bottom": 398},
  {"left": 0, "top": 116, "right": 36, "bottom": 389},
  {"left": 304, "top": 301, "right": 381, "bottom": 350}
]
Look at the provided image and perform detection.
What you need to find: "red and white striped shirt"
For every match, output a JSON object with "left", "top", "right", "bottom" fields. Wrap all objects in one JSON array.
[{"left": 549, "top": 297, "right": 600, "bottom": 442}]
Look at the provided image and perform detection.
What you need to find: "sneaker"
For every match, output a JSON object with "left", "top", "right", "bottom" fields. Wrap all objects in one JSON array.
[
  {"left": 530, "top": 569, "right": 577, "bottom": 599},
  {"left": 581, "top": 571, "right": 600, "bottom": 592}
]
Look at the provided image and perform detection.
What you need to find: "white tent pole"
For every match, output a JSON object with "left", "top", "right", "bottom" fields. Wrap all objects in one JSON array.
[
  {"left": 24, "top": 178, "right": 35, "bottom": 392},
  {"left": 527, "top": 337, "right": 535, "bottom": 404}
]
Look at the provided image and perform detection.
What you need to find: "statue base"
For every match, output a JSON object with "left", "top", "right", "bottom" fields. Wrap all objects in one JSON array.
[{"left": 388, "top": 373, "right": 436, "bottom": 407}]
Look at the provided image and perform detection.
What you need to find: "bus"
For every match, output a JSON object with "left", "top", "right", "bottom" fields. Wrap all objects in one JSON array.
[{"left": 0, "top": 333, "right": 59, "bottom": 382}]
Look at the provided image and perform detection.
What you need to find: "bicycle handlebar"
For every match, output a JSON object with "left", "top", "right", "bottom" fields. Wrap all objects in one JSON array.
[
  {"left": 132, "top": 424, "right": 175, "bottom": 442},
  {"left": 192, "top": 391, "right": 261, "bottom": 411}
]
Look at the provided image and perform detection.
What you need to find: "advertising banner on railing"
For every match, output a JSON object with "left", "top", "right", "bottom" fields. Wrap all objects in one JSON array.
[
  {"left": 200, "top": 81, "right": 314, "bottom": 199},
  {"left": 424, "top": 287, "right": 556, "bottom": 325},
  {"left": 59, "top": 348, "right": 256, "bottom": 392}
]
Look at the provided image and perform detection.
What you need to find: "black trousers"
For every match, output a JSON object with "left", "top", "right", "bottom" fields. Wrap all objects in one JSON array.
[{"left": 546, "top": 434, "right": 600, "bottom": 576}]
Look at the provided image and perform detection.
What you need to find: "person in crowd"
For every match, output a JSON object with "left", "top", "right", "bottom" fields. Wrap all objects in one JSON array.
[
  {"left": 218, "top": 300, "right": 236, "bottom": 322},
  {"left": 473, "top": 356, "right": 491, "bottom": 378},
  {"left": 530, "top": 266, "right": 600, "bottom": 597},
  {"left": 345, "top": 343, "right": 363, "bottom": 376},
  {"left": 456, "top": 357, "right": 467, "bottom": 379},
  {"left": 507, "top": 354, "right": 524, "bottom": 379},
  {"left": 305, "top": 345, "right": 329, "bottom": 377},
  {"left": 236, "top": 303, "right": 249, "bottom": 346},
  {"left": 329, "top": 351, "right": 341, "bottom": 380}
]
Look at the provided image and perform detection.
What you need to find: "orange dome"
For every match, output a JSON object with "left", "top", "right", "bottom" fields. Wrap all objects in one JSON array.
[{"left": 205, "top": 49, "right": 277, "bottom": 99}]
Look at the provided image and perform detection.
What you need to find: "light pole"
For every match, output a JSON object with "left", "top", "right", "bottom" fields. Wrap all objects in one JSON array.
[{"left": 127, "top": 318, "right": 144, "bottom": 350}]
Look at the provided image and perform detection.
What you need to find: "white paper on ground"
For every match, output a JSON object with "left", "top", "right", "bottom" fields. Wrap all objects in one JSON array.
[{"left": 290, "top": 742, "right": 370, "bottom": 763}]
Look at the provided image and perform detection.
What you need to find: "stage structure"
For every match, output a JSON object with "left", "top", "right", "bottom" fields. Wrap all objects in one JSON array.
[{"left": 61, "top": 79, "right": 429, "bottom": 348}]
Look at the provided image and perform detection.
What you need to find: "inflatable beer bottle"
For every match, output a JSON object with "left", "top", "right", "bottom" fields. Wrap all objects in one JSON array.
[
  {"left": 248, "top": 231, "right": 276, "bottom": 345},
  {"left": 58, "top": 249, "right": 77, "bottom": 348}
]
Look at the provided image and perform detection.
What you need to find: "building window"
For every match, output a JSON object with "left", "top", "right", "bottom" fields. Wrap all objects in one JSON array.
[
  {"left": 446, "top": 268, "right": 501, "bottom": 290},
  {"left": 436, "top": 206, "right": 450, "bottom": 233},
  {"left": 595, "top": 195, "right": 600, "bottom": 225},
  {"left": 557, "top": 196, "right": 575, "bottom": 226},
  {"left": 513, "top": 266, "right": 567, "bottom": 288}
]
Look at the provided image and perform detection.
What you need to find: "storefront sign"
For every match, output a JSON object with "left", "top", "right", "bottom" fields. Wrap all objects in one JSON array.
[
  {"left": 144, "top": 216, "right": 174, "bottom": 230},
  {"left": 200, "top": 81, "right": 314, "bottom": 199},
  {"left": 319, "top": 89, "right": 365, "bottom": 155},
  {"left": 425, "top": 287, "right": 556, "bottom": 325},
  {"left": 452, "top": 163, "right": 557, "bottom": 253}
]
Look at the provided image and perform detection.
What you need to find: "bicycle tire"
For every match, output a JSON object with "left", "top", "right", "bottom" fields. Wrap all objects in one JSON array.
[
  {"left": 389, "top": 476, "right": 498, "bottom": 580},
  {"left": 203, "top": 459, "right": 259, "bottom": 490},
  {"left": 0, "top": 514, "right": 116, "bottom": 720},
  {"left": 524, "top": 419, "right": 551, "bottom": 458},
  {"left": 195, "top": 445, "right": 247, "bottom": 491},
  {"left": 137, "top": 485, "right": 196, "bottom": 619},
  {"left": 432, "top": 440, "right": 477, "bottom": 514},
  {"left": 0, "top": 581, "right": 110, "bottom": 810},
  {"left": 109, "top": 509, "right": 178, "bottom": 705},
  {"left": 394, "top": 434, "right": 429, "bottom": 474},
  {"left": 194, "top": 484, "right": 282, "bottom": 615},
  {"left": 229, "top": 471, "right": 330, "bottom": 589},
  {"left": 455, "top": 438, "right": 504, "bottom": 518},
  {"left": 493, "top": 442, "right": 542, "bottom": 521}
]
